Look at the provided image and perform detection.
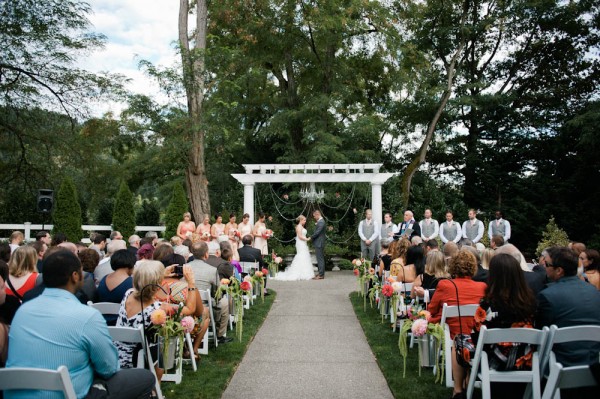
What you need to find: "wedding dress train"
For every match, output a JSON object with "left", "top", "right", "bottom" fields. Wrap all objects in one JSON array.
[{"left": 274, "top": 228, "right": 314, "bottom": 281}]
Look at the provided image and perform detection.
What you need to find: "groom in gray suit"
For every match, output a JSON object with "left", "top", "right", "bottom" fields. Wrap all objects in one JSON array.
[{"left": 311, "top": 210, "right": 326, "bottom": 280}]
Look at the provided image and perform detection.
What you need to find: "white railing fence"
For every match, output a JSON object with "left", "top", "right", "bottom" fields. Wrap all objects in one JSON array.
[{"left": 0, "top": 223, "right": 166, "bottom": 243}]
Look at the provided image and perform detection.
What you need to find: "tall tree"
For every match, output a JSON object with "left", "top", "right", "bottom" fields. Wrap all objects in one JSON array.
[
  {"left": 112, "top": 181, "right": 136, "bottom": 239},
  {"left": 52, "top": 177, "right": 83, "bottom": 242},
  {"left": 179, "top": 0, "right": 211, "bottom": 221}
]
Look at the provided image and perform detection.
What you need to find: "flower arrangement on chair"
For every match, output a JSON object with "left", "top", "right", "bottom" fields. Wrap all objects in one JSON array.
[
  {"left": 251, "top": 269, "right": 268, "bottom": 302},
  {"left": 264, "top": 251, "right": 282, "bottom": 277},
  {"left": 398, "top": 303, "right": 445, "bottom": 381},
  {"left": 150, "top": 305, "right": 195, "bottom": 370},
  {"left": 215, "top": 277, "right": 246, "bottom": 341},
  {"left": 353, "top": 258, "right": 376, "bottom": 310}
]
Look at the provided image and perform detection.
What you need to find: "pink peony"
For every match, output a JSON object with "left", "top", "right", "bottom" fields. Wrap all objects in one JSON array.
[
  {"left": 255, "top": 271, "right": 264, "bottom": 278},
  {"left": 368, "top": 267, "right": 376, "bottom": 275},
  {"left": 261, "top": 268, "right": 269, "bottom": 276},
  {"left": 181, "top": 316, "right": 195, "bottom": 334},
  {"left": 353, "top": 269, "right": 359, "bottom": 276},
  {"left": 243, "top": 275, "right": 252, "bottom": 283},
  {"left": 355, "top": 260, "right": 362, "bottom": 267},
  {"left": 150, "top": 309, "right": 167, "bottom": 325},
  {"left": 240, "top": 281, "right": 252, "bottom": 292},
  {"left": 391, "top": 282, "right": 403, "bottom": 292},
  {"left": 274, "top": 256, "right": 282, "bottom": 264},
  {"left": 220, "top": 278, "right": 230, "bottom": 286},
  {"left": 411, "top": 318, "right": 429, "bottom": 337}
]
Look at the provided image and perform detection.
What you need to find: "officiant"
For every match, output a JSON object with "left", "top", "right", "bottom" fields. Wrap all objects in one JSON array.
[{"left": 394, "top": 210, "right": 421, "bottom": 240}]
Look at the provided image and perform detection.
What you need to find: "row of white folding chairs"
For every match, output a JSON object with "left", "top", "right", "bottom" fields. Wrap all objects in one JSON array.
[{"left": 434, "top": 302, "right": 600, "bottom": 399}]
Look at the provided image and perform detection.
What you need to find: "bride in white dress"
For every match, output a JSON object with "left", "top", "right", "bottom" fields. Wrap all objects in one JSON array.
[{"left": 274, "top": 215, "right": 315, "bottom": 281}]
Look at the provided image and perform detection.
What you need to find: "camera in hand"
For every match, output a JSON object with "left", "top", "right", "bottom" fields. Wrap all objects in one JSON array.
[{"left": 159, "top": 253, "right": 186, "bottom": 278}]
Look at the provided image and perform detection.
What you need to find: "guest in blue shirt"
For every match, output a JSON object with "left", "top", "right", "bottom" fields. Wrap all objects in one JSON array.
[{"left": 5, "top": 250, "right": 155, "bottom": 399}]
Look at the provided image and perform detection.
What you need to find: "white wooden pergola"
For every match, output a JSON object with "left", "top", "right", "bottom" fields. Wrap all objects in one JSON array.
[{"left": 231, "top": 164, "right": 396, "bottom": 225}]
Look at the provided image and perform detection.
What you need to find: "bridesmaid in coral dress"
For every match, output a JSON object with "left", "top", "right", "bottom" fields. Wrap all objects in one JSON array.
[
  {"left": 195, "top": 214, "right": 212, "bottom": 242},
  {"left": 177, "top": 212, "right": 196, "bottom": 240},
  {"left": 238, "top": 213, "right": 253, "bottom": 249},
  {"left": 224, "top": 213, "right": 240, "bottom": 260},
  {"left": 211, "top": 214, "right": 226, "bottom": 245},
  {"left": 252, "top": 212, "right": 268, "bottom": 256}
]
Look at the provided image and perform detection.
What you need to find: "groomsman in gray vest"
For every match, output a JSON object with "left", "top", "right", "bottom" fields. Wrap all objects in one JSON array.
[
  {"left": 358, "top": 209, "right": 380, "bottom": 260},
  {"left": 380, "top": 212, "right": 397, "bottom": 246},
  {"left": 419, "top": 209, "right": 439, "bottom": 241},
  {"left": 488, "top": 210, "right": 511, "bottom": 242},
  {"left": 462, "top": 209, "right": 484, "bottom": 243},
  {"left": 440, "top": 210, "right": 462, "bottom": 244}
]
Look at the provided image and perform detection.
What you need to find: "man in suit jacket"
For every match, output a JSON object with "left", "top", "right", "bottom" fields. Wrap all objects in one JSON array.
[
  {"left": 394, "top": 210, "right": 421, "bottom": 240},
  {"left": 311, "top": 210, "right": 326, "bottom": 279},
  {"left": 536, "top": 246, "right": 600, "bottom": 366},
  {"left": 238, "top": 235, "right": 265, "bottom": 269}
]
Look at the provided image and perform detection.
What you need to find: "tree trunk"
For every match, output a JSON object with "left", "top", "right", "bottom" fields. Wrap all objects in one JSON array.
[
  {"left": 400, "top": 1, "right": 469, "bottom": 209},
  {"left": 179, "top": 0, "right": 210, "bottom": 221}
]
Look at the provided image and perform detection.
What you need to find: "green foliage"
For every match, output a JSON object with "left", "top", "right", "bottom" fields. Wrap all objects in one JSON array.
[
  {"left": 112, "top": 181, "right": 136, "bottom": 239},
  {"left": 338, "top": 259, "right": 354, "bottom": 270},
  {"left": 536, "top": 217, "right": 570, "bottom": 256},
  {"left": 52, "top": 177, "right": 83, "bottom": 241},
  {"left": 480, "top": 219, "right": 490, "bottom": 248},
  {"left": 136, "top": 199, "right": 160, "bottom": 227},
  {"left": 164, "top": 184, "right": 189, "bottom": 239}
]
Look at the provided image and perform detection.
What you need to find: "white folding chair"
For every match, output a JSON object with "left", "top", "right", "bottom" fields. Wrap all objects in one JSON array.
[
  {"left": 437, "top": 303, "right": 479, "bottom": 388},
  {"left": 108, "top": 325, "right": 164, "bottom": 398},
  {"left": 466, "top": 326, "right": 548, "bottom": 399},
  {"left": 87, "top": 301, "right": 121, "bottom": 315},
  {"left": 199, "top": 289, "right": 219, "bottom": 355},
  {"left": 239, "top": 261, "right": 259, "bottom": 275},
  {"left": 540, "top": 324, "right": 600, "bottom": 399},
  {"left": 539, "top": 325, "right": 600, "bottom": 378},
  {"left": 0, "top": 365, "right": 77, "bottom": 398}
]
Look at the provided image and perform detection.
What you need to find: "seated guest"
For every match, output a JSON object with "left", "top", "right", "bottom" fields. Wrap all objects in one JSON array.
[
  {"left": 115, "top": 261, "right": 195, "bottom": 381},
  {"left": 0, "top": 243, "right": 11, "bottom": 263},
  {"left": 424, "top": 239, "right": 439, "bottom": 255},
  {"left": 580, "top": 249, "right": 600, "bottom": 290},
  {"left": 128, "top": 234, "right": 141, "bottom": 257},
  {"left": 443, "top": 241, "right": 459, "bottom": 266},
  {"left": 8, "top": 231, "right": 24, "bottom": 253},
  {"left": 428, "top": 249, "right": 487, "bottom": 399},
  {"left": 30, "top": 241, "right": 47, "bottom": 274},
  {"left": 79, "top": 248, "right": 100, "bottom": 276},
  {"left": 405, "top": 245, "right": 425, "bottom": 276},
  {"left": 89, "top": 233, "right": 107, "bottom": 258},
  {"left": 174, "top": 244, "right": 191, "bottom": 262},
  {"left": 205, "top": 241, "right": 222, "bottom": 268},
  {"left": 536, "top": 247, "right": 600, "bottom": 367},
  {"left": 50, "top": 232, "right": 67, "bottom": 247},
  {"left": 377, "top": 240, "right": 392, "bottom": 278},
  {"left": 412, "top": 251, "right": 448, "bottom": 301},
  {"left": 5, "top": 246, "right": 39, "bottom": 300},
  {"left": 490, "top": 234, "right": 504, "bottom": 250},
  {"left": 496, "top": 244, "right": 546, "bottom": 295},
  {"left": 462, "top": 245, "right": 487, "bottom": 283},
  {"left": 97, "top": 249, "right": 135, "bottom": 325},
  {"left": 188, "top": 241, "right": 233, "bottom": 344},
  {"left": 390, "top": 238, "right": 413, "bottom": 282},
  {"left": 0, "top": 261, "right": 20, "bottom": 325},
  {"left": 137, "top": 243, "right": 155, "bottom": 262},
  {"left": 5, "top": 250, "right": 155, "bottom": 399},
  {"left": 471, "top": 253, "right": 537, "bottom": 397},
  {"left": 238, "top": 235, "right": 265, "bottom": 269},
  {"left": 218, "top": 245, "right": 235, "bottom": 280},
  {"left": 94, "top": 239, "right": 127, "bottom": 284},
  {"left": 60, "top": 242, "right": 97, "bottom": 302}
]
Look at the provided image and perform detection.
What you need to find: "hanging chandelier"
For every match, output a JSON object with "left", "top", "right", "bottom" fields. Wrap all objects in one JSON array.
[{"left": 299, "top": 182, "right": 325, "bottom": 203}]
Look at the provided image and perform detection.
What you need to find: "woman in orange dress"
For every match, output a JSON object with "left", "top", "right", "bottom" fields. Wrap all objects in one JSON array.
[
  {"left": 224, "top": 213, "right": 240, "bottom": 261},
  {"left": 195, "top": 214, "right": 212, "bottom": 242},
  {"left": 5, "top": 246, "right": 39, "bottom": 300},
  {"left": 177, "top": 212, "right": 196, "bottom": 240}
]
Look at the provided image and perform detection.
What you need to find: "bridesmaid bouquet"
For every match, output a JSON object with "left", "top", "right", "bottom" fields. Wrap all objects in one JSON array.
[{"left": 262, "top": 229, "right": 273, "bottom": 239}]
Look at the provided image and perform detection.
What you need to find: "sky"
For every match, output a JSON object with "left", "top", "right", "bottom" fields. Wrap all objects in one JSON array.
[{"left": 80, "top": 1, "right": 181, "bottom": 115}]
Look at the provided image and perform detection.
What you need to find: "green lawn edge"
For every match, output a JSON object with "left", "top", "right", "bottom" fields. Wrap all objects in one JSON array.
[
  {"left": 350, "top": 292, "right": 452, "bottom": 399},
  {"left": 164, "top": 289, "right": 276, "bottom": 398}
]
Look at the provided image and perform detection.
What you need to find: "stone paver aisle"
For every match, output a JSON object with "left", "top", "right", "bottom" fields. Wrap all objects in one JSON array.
[{"left": 222, "top": 271, "right": 394, "bottom": 399}]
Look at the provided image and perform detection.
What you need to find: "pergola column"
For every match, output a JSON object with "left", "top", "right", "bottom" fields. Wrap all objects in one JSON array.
[
  {"left": 371, "top": 183, "right": 383, "bottom": 226},
  {"left": 243, "top": 183, "right": 255, "bottom": 224}
]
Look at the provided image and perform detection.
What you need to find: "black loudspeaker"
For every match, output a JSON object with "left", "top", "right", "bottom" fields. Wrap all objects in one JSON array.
[{"left": 37, "top": 189, "right": 54, "bottom": 213}]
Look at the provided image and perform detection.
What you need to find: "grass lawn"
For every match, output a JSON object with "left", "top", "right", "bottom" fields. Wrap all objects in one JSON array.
[
  {"left": 163, "top": 290, "right": 276, "bottom": 398},
  {"left": 350, "top": 292, "right": 453, "bottom": 399}
]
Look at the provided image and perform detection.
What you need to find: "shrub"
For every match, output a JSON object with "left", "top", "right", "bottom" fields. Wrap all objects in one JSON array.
[
  {"left": 164, "top": 184, "right": 189, "bottom": 239},
  {"left": 536, "top": 216, "right": 570, "bottom": 256},
  {"left": 112, "top": 181, "right": 136, "bottom": 239},
  {"left": 52, "top": 177, "right": 83, "bottom": 242},
  {"left": 136, "top": 199, "right": 160, "bottom": 227}
]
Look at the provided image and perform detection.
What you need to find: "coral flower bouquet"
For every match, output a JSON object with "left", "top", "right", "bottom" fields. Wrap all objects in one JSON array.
[{"left": 150, "top": 305, "right": 195, "bottom": 369}]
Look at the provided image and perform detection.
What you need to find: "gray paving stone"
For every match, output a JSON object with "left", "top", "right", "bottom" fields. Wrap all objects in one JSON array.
[{"left": 221, "top": 271, "right": 394, "bottom": 399}]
